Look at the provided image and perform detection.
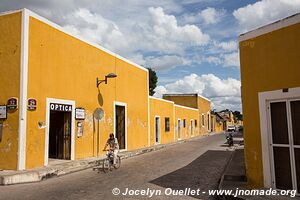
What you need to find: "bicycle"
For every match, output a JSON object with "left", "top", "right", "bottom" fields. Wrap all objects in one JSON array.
[{"left": 102, "top": 149, "right": 121, "bottom": 173}]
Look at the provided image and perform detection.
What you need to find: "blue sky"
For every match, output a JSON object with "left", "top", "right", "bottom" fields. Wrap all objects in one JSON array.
[{"left": 1, "top": 0, "right": 300, "bottom": 111}]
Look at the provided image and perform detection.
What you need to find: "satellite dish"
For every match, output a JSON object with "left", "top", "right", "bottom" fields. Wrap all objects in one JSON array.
[{"left": 93, "top": 108, "right": 104, "bottom": 120}]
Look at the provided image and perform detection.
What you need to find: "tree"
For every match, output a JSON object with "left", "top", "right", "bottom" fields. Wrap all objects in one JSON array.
[
  {"left": 147, "top": 68, "right": 158, "bottom": 96},
  {"left": 233, "top": 111, "right": 243, "bottom": 121}
]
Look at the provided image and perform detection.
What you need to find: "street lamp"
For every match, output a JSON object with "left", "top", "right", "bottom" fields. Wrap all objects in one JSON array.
[{"left": 96, "top": 73, "right": 117, "bottom": 87}]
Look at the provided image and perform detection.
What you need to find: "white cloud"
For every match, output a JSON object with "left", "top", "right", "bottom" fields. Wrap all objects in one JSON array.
[
  {"left": 63, "top": 9, "right": 130, "bottom": 53},
  {"left": 216, "top": 40, "right": 238, "bottom": 52},
  {"left": 181, "top": 7, "right": 226, "bottom": 25},
  {"left": 148, "top": 7, "right": 210, "bottom": 51},
  {"left": 145, "top": 55, "right": 190, "bottom": 70},
  {"left": 154, "top": 73, "right": 241, "bottom": 111},
  {"left": 233, "top": 0, "right": 300, "bottom": 32},
  {"left": 221, "top": 52, "right": 240, "bottom": 68},
  {"left": 199, "top": 7, "right": 225, "bottom": 25}
]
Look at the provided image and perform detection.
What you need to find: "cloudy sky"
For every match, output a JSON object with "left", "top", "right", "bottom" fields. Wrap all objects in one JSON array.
[{"left": 1, "top": 0, "right": 300, "bottom": 111}]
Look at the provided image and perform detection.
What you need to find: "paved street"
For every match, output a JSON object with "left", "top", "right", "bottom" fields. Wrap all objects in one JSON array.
[{"left": 0, "top": 133, "right": 233, "bottom": 200}]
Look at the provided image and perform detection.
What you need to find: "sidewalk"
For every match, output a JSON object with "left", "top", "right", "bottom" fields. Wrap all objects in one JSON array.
[
  {"left": 0, "top": 134, "right": 212, "bottom": 186},
  {"left": 218, "top": 147, "right": 298, "bottom": 200}
]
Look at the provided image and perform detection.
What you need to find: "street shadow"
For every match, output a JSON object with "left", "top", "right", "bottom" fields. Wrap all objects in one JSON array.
[{"left": 150, "top": 150, "right": 232, "bottom": 200}]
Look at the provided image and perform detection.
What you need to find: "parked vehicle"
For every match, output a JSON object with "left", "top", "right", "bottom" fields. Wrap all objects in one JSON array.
[
  {"left": 227, "top": 125, "right": 236, "bottom": 132},
  {"left": 226, "top": 132, "right": 234, "bottom": 147}
]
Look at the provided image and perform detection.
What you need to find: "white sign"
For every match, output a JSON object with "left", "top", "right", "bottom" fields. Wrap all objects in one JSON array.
[
  {"left": 75, "top": 108, "right": 85, "bottom": 120},
  {"left": 50, "top": 103, "right": 72, "bottom": 112},
  {"left": 0, "top": 106, "right": 7, "bottom": 119}
]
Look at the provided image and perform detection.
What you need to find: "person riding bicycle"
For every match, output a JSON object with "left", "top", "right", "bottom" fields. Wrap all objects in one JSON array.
[{"left": 103, "top": 133, "right": 119, "bottom": 166}]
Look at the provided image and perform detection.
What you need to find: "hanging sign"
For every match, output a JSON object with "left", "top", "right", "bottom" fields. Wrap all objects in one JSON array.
[
  {"left": 50, "top": 103, "right": 72, "bottom": 112},
  {"left": 75, "top": 108, "right": 85, "bottom": 120},
  {"left": 0, "top": 106, "right": 7, "bottom": 119},
  {"left": 27, "top": 98, "right": 37, "bottom": 111},
  {"left": 7, "top": 97, "right": 18, "bottom": 110}
]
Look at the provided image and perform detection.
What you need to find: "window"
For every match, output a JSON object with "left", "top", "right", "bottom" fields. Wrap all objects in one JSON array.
[
  {"left": 183, "top": 119, "right": 186, "bottom": 128},
  {"left": 165, "top": 117, "right": 170, "bottom": 132},
  {"left": 195, "top": 119, "right": 197, "bottom": 127},
  {"left": 202, "top": 114, "right": 205, "bottom": 127}
]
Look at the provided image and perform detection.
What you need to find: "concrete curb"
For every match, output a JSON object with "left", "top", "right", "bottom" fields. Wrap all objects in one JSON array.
[
  {"left": 218, "top": 147, "right": 247, "bottom": 200},
  {"left": 0, "top": 134, "right": 215, "bottom": 186}
]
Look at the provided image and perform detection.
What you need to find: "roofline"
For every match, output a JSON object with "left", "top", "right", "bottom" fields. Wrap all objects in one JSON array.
[
  {"left": 149, "top": 96, "right": 174, "bottom": 104},
  {"left": 0, "top": 8, "right": 148, "bottom": 72},
  {"left": 163, "top": 93, "right": 198, "bottom": 97},
  {"left": 239, "top": 12, "right": 300, "bottom": 42},
  {"left": 0, "top": 9, "right": 22, "bottom": 17},
  {"left": 174, "top": 104, "right": 199, "bottom": 112},
  {"left": 163, "top": 93, "right": 211, "bottom": 102}
]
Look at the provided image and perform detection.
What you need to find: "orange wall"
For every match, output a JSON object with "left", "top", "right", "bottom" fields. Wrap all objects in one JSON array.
[
  {"left": 149, "top": 97, "right": 175, "bottom": 145},
  {"left": 0, "top": 12, "right": 22, "bottom": 170},
  {"left": 174, "top": 105, "right": 199, "bottom": 140},
  {"left": 25, "top": 16, "right": 149, "bottom": 169},
  {"left": 198, "top": 97, "right": 211, "bottom": 135},
  {"left": 163, "top": 95, "right": 198, "bottom": 109},
  {"left": 240, "top": 21, "right": 300, "bottom": 187}
]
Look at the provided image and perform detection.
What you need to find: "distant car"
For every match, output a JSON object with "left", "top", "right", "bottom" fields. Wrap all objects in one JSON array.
[{"left": 227, "top": 125, "right": 236, "bottom": 132}]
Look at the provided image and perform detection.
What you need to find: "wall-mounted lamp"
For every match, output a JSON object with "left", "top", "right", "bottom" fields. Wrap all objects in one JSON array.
[{"left": 96, "top": 73, "right": 117, "bottom": 87}]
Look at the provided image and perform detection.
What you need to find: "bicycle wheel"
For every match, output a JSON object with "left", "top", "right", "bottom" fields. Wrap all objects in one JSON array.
[
  {"left": 113, "top": 156, "right": 121, "bottom": 169},
  {"left": 102, "top": 159, "right": 110, "bottom": 173}
]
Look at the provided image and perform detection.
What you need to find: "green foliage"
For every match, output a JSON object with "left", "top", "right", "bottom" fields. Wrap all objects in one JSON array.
[
  {"left": 233, "top": 111, "right": 243, "bottom": 121},
  {"left": 147, "top": 68, "right": 158, "bottom": 96}
]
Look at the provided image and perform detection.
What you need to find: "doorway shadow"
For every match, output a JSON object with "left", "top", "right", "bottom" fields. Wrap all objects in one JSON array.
[{"left": 150, "top": 150, "right": 232, "bottom": 199}]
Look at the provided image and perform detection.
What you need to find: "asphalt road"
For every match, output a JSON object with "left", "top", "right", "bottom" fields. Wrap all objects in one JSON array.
[{"left": 0, "top": 133, "right": 233, "bottom": 200}]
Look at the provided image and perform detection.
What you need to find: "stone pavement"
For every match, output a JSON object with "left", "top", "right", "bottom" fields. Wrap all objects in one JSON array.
[
  {"left": 0, "top": 134, "right": 208, "bottom": 186},
  {"left": 0, "top": 133, "right": 230, "bottom": 200}
]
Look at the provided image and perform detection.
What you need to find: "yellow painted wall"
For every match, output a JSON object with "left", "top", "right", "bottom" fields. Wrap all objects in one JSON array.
[
  {"left": 174, "top": 106, "right": 199, "bottom": 140},
  {"left": 198, "top": 97, "right": 211, "bottom": 135},
  {"left": 25, "top": 16, "right": 149, "bottom": 169},
  {"left": 0, "top": 12, "right": 22, "bottom": 170},
  {"left": 149, "top": 98, "right": 174, "bottom": 145},
  {"left": 163, "top": 95, "right": 198, "bottom": 109},
  {"left": 240, "top": 21, "right": 300, "bottom": 187},
  {"left": 211, "top": 114, "right": 223, "bottom": 133}
]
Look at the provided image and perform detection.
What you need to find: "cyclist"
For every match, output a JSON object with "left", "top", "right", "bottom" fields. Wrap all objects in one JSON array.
[{"left": 103, "top": 133, "right": 119, "bottom": 166}]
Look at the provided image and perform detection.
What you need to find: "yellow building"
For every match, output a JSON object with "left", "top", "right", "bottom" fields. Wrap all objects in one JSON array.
[
  {"left": 0, "top": 9, "right": 212, "bottom": 171},
  {"left": 0, "top": 9, "right": 149, "bottom": 170},
  {"left": 240, "top": 13, "right": 300, "bottom": 191},
  {"left": 149, "top": 97, "right": 175, "bottom": 146},
  {"left": 174, "top": 104, "right": 199, "bottom": 140},
  {"left": 163, "top": 94, "right": 211, "bottom": 135}
]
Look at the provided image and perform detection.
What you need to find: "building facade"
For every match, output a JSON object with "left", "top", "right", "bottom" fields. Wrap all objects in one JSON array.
[
  {"left": 0, "top": 9, "right": 213, "bottom": 171},
  {"left": 240, "top": 13, "right": 300, "bottom": 193},
  {"left": 163, "top": 94, "right": 211, "bottom": 135}
]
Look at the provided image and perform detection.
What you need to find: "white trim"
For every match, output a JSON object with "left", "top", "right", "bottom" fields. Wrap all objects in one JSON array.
[
  {"left": 201, "top": 113, "right": 205, "bottom": 128},
  {"left": 21, "top": 9, "right": 147, "bottom": 73},
  {"left": 147, "top": 72, "right": 150, "bottom": 147},
  {"left": 239, "top": 12, "right": 300, "bottom": 42},
  {"left": 17, "top": 9, "right": 29, "bottom": 170},
  {"left": 154, "top": 115, "right": 161, "bottom": 144},
  {"left": 177, "top": 118, "right": 182, "bottom": 140},
  {"left": 190, "top": 119, "right": 194, "bottom": 137},
  {"left": 258, "top": 87, "right": 300, "bottom": 188},
  {"left": 175, "top": 104, "right": 198, "bottom": 111},
  {"left": 44, "top": 98, "right": 76, "bottom": 166},
  {"left": 207, "top": 111, "right": 211, "bottom": 132},
  {"left": 173, "top": 104, "right": 176, "bottom": 142},
  {"left": 149, "top": 96, "right": 175, "bottom": 104},
  {"left": 113, "top": 101, "right": 128, "bottom": 151},
  {"left": 198, "top": 95, "right": 211, "bottom": 102},
  {"left": 0, "top": 9, "right": 22, "bottom": 17}
]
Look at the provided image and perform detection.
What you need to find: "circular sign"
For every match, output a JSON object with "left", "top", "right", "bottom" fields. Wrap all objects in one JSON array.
[{"left": 93, "top": 108, "right": 104, "bottom": 120}]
